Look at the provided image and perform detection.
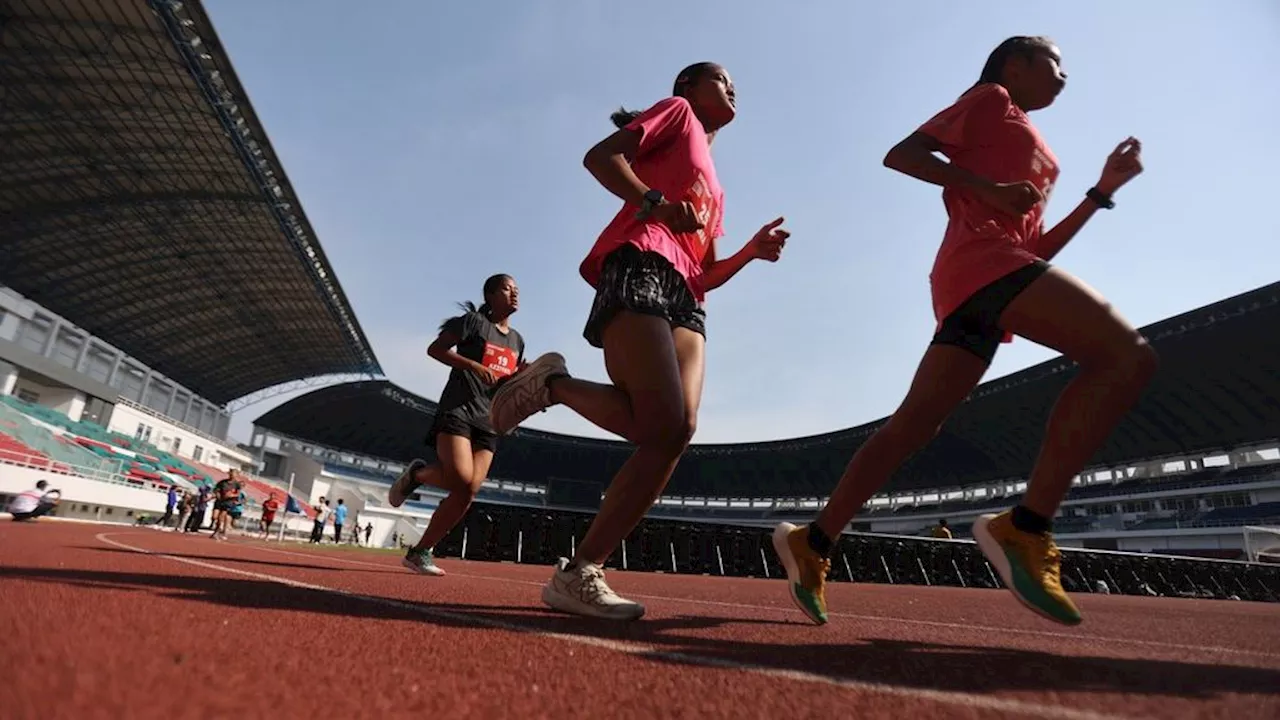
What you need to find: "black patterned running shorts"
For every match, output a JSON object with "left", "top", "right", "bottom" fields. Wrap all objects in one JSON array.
[{"left": 582, "top": 244, "right": 707, "bottom": 349}]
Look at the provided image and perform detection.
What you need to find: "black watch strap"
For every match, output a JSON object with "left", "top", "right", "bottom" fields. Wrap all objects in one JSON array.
[
  {"left": 1086, "top": 187, "right": 1115, "bottom": 209},
  {"left": 636, "top": 189, "right": 665, "bottom": 219}
]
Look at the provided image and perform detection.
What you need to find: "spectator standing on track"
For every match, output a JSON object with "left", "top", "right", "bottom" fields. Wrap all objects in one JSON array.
[
  {"left": 333, "top": 498, "right": 348, "bottom": 544},
  {"left": 7, "top": 480, "right": 60, "bottom": 521},
  {"left": 310, "top": 498, "right": 330, "bottom": 544},
  {"left": 187, "top": 485, "right": 210, "bottom": 533},
  {"left": 773, "top": 36, "right": 1149, "bottom": 628},
  {"left": 161, "top": 484, "right": 178, "bottom": 527},
  {"left": 174, "top": 491, "right": 192, "bottom": 533},
  {"left": 364, "top": 523, "right": 372, "bottom": 546}
]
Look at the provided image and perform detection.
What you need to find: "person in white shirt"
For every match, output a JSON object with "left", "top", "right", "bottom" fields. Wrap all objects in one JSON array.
[{"left": 9, "top": 480, "right": 60, "bottom": 522}]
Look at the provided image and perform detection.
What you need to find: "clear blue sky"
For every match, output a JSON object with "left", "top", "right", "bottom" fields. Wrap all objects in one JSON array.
[{"left": 215, "top": 0, "right": 1279, "bottom": 446}]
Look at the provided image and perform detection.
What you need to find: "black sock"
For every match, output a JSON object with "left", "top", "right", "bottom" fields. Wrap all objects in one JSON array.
[
  {"left": 807, "top": 524, "right": 834, "bottom": 557},
  {"left": 1011, "top": 505, "right": 1052, "bottom": 535}
]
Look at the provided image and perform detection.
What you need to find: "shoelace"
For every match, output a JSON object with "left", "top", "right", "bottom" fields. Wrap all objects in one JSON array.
[
  {"left": 1041, "top": 539, "right": 1064, "bottom": 585},
  {"left": 1013, "top": 531, "right": 1064, "bottom": 586},
  {"left": 575, "top": 565, "right": 616, "bottom": 603}
]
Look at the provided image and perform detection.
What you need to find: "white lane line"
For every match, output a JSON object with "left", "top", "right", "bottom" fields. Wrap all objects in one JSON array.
[
  {"left": 224, "top": 540, "right": 1280, "bottom": 662},
  {"left": 98, "top": 532, "right": 1138, "bottom": 720}
]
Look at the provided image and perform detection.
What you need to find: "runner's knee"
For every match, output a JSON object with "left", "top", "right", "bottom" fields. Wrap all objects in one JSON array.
[
  {"left": 1082, "top": 333, "right": 1158, "bottom": 387},
  {"left": 632, "top": 405, "right": 694, "bottom": 456}
]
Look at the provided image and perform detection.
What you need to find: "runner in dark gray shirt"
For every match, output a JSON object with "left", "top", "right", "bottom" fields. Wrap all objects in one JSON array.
[{"left": 388, "top": 273, "right": 526, "bottom": 576}]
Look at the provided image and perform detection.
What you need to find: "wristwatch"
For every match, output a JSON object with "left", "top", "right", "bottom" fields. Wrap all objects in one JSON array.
[
  {"left": 1086, "top": 187, "right": 1115, "bottom": 209},
  {"left": 635, "top": 189, "right": 664, "bottom": 220}
]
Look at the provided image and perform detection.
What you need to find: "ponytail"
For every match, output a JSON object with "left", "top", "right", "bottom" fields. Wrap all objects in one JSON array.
[
  {"left": 477, "top": 302, "right": 492, "bottom": 317},
  {"left": 611, "top": 107, "right": 642, "bottom": 129},
  {"left": 439, "top": 301, "right": 480, "bottom": 331}
]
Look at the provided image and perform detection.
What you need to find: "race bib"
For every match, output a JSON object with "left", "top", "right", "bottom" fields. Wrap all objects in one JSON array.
[{"left": 482, "top": 343, "right": 519, "bottom": 379}]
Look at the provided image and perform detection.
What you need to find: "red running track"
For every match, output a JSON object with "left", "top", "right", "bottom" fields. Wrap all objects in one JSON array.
[{"left": 2, "top": 521, "right": 1279, "bottom": 719}]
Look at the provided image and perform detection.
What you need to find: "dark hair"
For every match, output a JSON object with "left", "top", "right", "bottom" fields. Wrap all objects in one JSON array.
[
  {"left": 442, "top": 273, "right": 513, "bottom": 328},
  {"left": 610, "top": 62, "right": 723, "bottom": 129},
  {"left": 973, "top": 36, "right": 1055, "bottom": 88}
]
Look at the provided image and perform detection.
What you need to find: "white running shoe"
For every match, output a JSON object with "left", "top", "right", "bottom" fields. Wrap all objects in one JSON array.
[
  {"left": 389, "top": 458, "right": 428, "bottom": 508},
  {"left": 402, "top": 548, "right": 446, "bottom": 576},
  {"left": 490, "top": 352, "right": 567, "bottom": 435},
  {"left": 541, "top": 557, "right": 645, "bottom": 620}
]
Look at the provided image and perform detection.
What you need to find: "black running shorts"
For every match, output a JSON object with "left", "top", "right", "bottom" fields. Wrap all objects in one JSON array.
[
  {"left": 931, "top": 260, "right": 1050, "bottom": 364},
  {"left": 427, "top": 409, "right": 499, "bottom": 453},
  {"left": 583, "top": 244, "right": 707, "bottom": 349}
]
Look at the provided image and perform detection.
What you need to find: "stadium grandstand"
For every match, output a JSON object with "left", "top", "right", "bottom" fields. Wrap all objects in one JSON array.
[
  {"left": 0, "top": 0, "right": 379, "bottom": 528},
  {"left": 250, "top": 280, "right": 1280, "bottom": 568}
]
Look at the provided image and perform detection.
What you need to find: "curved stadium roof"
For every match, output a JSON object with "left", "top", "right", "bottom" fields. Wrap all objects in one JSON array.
[
  {"left": 0, "top": 0, "right": 380, "bottom": 406},
  {"left": 255, "top": 280, "right": 1280, "bottom": 497}
]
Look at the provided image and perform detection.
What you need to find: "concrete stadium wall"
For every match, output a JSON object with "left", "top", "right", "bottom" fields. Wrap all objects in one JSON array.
[
  {"left": 108, "top": 402, "right": 252, "bottom": 471},
  {"left": 0, "top": 464, "right": 167, "bottom": 519}
]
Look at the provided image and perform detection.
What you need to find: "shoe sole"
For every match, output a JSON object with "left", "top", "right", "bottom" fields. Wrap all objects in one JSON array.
[
  {"left": 388, "top": 460, "right": 426, "bottom": 508},
  {"left": 972, "top": 513, "right": 1077, "bottom": 626},
  {"left": 772, "top": 522, "right": 825, "bottom": 625},
  {"left": 401, "top": 557, "right": 445, "bottom": 576},
  {"left": 491, "top": 353, "right": 565, "bottom": 435},
  {"left": 540, "top": 579, "right": 645, "bottom": 621}
]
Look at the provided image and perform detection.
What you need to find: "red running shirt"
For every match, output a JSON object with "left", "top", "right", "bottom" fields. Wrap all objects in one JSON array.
[
  {"left": 579, "top": 97, "right": 725, "bottom": 302},
  {"left": 917, "top": 83, "right": 1060, "bottom": 331}
]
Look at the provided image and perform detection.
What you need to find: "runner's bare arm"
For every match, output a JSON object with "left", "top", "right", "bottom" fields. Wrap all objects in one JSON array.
[
  {"left": 886, "top": 132, "right": 1042, "bottom": 217},
  {"left": 883, "top": 132, "right": 997, "bottom": 191},
  {"left": 583, "top": 129, "right": 649, "bottom": 207},
  {"left": 698, "top": 218, "right": 788, "bottom": 292},
  {"left": 1033, "top": 200, "right": 1099, "bottom": 261},
  {"left": 1035, "top": 138, "right": 1143, "bottom": 261},
  {"left": 427, "top": 330, "right": 487, "bottom": 376}
]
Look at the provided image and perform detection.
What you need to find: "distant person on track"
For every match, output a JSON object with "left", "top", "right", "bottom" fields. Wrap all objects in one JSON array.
[
  {"left": 187, "top": 485, "right": 210, "bottom": 533},
  {"left": 174, "top": 491, "right": 192, "bottom": 533},
  {"left": 364, "top": 522, "right": 372, "bottom": 546},
  {"left": 8, "top": 480, "right": 60, "bottom": 521},
  {"left": 333, "top": 498, "right": 348, "bottom": 543},
  {"left": 387, "top": 274, "right": 527, "bottom": 577},
  {"left": 773, "top": 36, "right": 1150, "bottom": 627},
  {"left": 210, "top": 470, "right": 240, "bottom": 541},
  {"left": 485, "top": 62, "right": 789, "bottom": 620},
  {"left": 310, "top": 498, "right": 330, "bottom": 544},
  {"left": 229, "top": 484, "right": 245, "bottom": 535},
  {"left": 161, "top": 484, "right": 178, "bottom": 527},
  {"left": 259, "top": 492, "right": 280, "bottom": 539}
]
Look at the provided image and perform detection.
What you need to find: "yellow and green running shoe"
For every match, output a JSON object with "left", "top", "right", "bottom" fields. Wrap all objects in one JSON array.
[
  {"left": 772, "top": 522, "right": 831, "bottom": 625},
  {"left": 973, "top": 510, "right": 1082, "bottom": 626}
]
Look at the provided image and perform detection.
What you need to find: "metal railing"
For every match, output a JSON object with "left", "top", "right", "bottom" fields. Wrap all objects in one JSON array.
[{"left": 0, "top": 449, "right": 166, "bottom": 491}]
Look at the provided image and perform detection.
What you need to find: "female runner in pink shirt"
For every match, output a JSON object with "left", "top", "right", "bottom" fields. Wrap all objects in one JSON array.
[
  {"left": 489, "top": 62, "right": 790, "bottom": 620},
  {"left": 774, "top": 36, "right": 1151, "bottom": 627}
]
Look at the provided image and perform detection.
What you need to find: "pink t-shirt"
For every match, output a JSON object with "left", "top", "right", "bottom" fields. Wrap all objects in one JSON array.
[
  {"left": 579, "top": 97, "right": 725, "bottom": 302},
  {"left": 918, "top": 83, "right": 1060, "bottom": 331}
]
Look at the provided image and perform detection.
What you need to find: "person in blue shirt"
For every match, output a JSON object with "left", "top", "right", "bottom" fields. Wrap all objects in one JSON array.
[
  {"left": 162, "top": 485, "right": 178, "bottom": 527},
  {"left": 333, "top": 498, "right": 348, "bottom": 544}
]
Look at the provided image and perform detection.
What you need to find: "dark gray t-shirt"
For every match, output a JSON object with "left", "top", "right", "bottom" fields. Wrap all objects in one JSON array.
[{"left": 436, "top": 311, "right": 525, "bottom": 432}]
